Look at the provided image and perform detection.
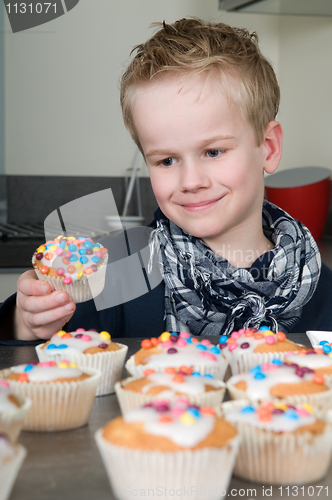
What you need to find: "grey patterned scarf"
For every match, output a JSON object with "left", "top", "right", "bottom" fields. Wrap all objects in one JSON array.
[{"left": 149, "top": 200, "right": 321, "bottom": 335}]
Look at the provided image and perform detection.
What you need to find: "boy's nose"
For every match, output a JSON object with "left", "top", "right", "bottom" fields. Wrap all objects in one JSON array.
[{"left": 179, "top": 160, "right": 211, "bottom": 192}]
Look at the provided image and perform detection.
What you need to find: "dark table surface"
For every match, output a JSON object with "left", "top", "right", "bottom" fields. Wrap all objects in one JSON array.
[{"left": 2, "top": 334, "right": 332, "bottom": 500}]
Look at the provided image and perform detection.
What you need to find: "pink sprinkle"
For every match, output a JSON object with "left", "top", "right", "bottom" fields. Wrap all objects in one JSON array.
[
  {"left": 231, "top": 331, "right": 241, "bottom": 339},
  {"left": 76, "top": 328, "right": 85, "bottom": 332},
  {"left": 39, "top": 362, "right": 54, "bottom": 368},
  {"left": 204, "top": 352, "right": 217, "bottom": 361},
  {"left": 0, "top": 381, "right": 9, "bottom": 387},
  {"left": 81, "top": 334, "right": 92, "bottom": 342},
  {"left": 268, "top": 364, "right": 279, "bottom": 370},
  {"left": 200, "top": 339, "right": 211, "bottom": 346},
  {"left": 176, "top": 338, "right": 187, "bottom": 348},
  {"left": 56, "top": 267, "right": 64, "bottom": 276},
  {"left": 155, "top": 399, "right": 169, "bottom": 407},
  {"left": 297, "top": 408, "right": 310, "bottom": 417},
  {"left": 96, "top": 251, "right": 103, "bottom": 259},
  {"left": 61, "top": 360, "right": 70, "bottom": 364},
  {"left": 261, "top": 363, "right": 271, "bottom": 370},
  {"left": 285, "top": 351, "right": 294, "bottom": 357},
  {"left": 63, "top": 251, "right": 72, "bottom": 259},
  {"left": 265, "top": 336, "right": 276, "bottom": 345},
  {"left": 55, "top": 247, "right": 63, "bottom": 256},
  {"left": 228, "top": 342, "right": 238, "bottom": 351},
  {"left": 171, "top": 407, "right": 185, "bottom": 417},
  {"left": 162, "top": 340, "right": 173, "bottom": 349},
  {"left": 199, "top": 351, "right": 208, "bottom": 358},
  {"left": 179, "top": 331, "right": 191, "bottom": 339},
  {"left": 238, "top": 329, "right": 246, "bottom": 334},
  {"left": 63, "top": 277, "right": 72, "bottom": 285}
]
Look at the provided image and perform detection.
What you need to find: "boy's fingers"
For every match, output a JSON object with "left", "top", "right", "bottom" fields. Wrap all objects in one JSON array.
[
  {"left": 17, "top": 270, "right": 52, "bottom": 296},
  {"left": 26, "top": 304, "right": 76, "bottom": 332},
  {"left": 20, "top": 291, "right": 72, "bottom": 314}
]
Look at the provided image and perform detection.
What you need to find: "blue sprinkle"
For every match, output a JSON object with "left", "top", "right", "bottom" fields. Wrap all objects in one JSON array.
[
  {"left": 94, "top": 243, "right": 101, "bottom": 248},
  {"left": 219, "top": 335, "right": 228, "bottom": 344},
  {"left": 204, "top": 373, "right": 214, "bottom": 379},
  {"left": 191, "top": 371, "right": 201, "bottom": 377},
  {"left": 241, "top": 405, "right": 255, "bottom": 413},
  {"left": 24, "top": 364, "right": 34, "bottom": 372},
  {"left": 85, "top": 241, "right": 93, "bottom": 249},
  {"left": 92, "top": 256, "right": 101, "bottom": 264},
  {"left": 196, "top": 344, "right": 207, "bottom": 351},
  {"left": 284, "top": 410, "right": 299, "bottom": 420},
  {"left": 187, "top": 408, "right": 200, "bottom": 418},
  {"left": 323, "top": 344, "right": 332, "bottom": 353},
  {"left": 271, "top": 359, "right": 283, "bottom": 365},
  {"left": 254, "top": 372, "right": 266, "bottom": 380},
  {"left": 186, "top": 337, "right": 192, "bottom": 344},
  {"left": 259, "top": 326, "right": 269, "bottom": 331},
  {"left": 210, "top": 346, "right": 220, "bottom": 354},
  {"left": 68, "top": 244, "right": 77, "bottom": 252},
  {"left": 79, "top": 248, "right": 87, "bottom": 255},
  {"left": 170, "top": 332, "right": 178, "bottom": 336},
  {"left": 57, "top": 344, "right": 68, "bottom": 349},
  {"left": 319, "top": 340, "right": 329, "bottom": 345},
  {"left": 60, "top": 241, "right": 66, "bottom": 249},
  {"left": 249, "top": 365, "right": 262, "bottom": 373},
  {"left": 46, "top": 243, "right": 53, "bottom": 249},
  {"left": 47, "top": 344, "right": 57, "bottom": 350},
  {"left": 80, "top": 256, "right": 89, "bottom": 265},
  {"left": 68, "top": 254, "right": 78, "bottom": 262}
]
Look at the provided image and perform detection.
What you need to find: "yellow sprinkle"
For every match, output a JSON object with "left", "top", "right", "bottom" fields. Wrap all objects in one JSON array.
[
  {"left": 263, "top": 330, "right": 274, "bottom": 336},
  {"left": 58, "top": 362, "right": 69, "bottom": 368},
  {"left": 77, "top": 270, "right": 84, "bottom": 278},
  {"left": 64, "top": 245, "right": 68, "bottom": 251},
  {"left": 328, "top": 353, "right": 332, "bottom": 358},
  {"left": 67, "top": 236, "right": 76, "bottom": 241},
  {"left": 160, "top": 331, "right": 171, "bottom": 342},
  {"left": 302, "top": 403, "right": 313, "bottom": 414},
  {"left": 57, "top": 330, "right": 66, "bottom": 336},
  {"left": 93, "top": 247, "right": 100, "bottom": 253},
  {"left": 274, "top": 403, "right": 288, "bottom": 411},
  {"left": 74, "top": 262, "right": 83, "bottom": 270},
  {"left": 100, "top": 331, "right": 111, "bottom": 341},
  {"left": 48, "top": 245, "right": 57, "bottom": 252},
  {"left": 69, "top": 363, "right": 78, "bottom": 368},
  {"left": 57, "top": 235, "right": 63, "bottom": 239},
  {"left": 179, "top": 412, "right": 196, "bottom": 425},
  {"left": 37, "top": 245, "right": 46, "bottom": 253}
]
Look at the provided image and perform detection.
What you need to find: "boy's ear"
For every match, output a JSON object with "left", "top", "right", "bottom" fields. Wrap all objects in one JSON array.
[{"left": 263, "top": 121, "right": 283, "bottom": 175}]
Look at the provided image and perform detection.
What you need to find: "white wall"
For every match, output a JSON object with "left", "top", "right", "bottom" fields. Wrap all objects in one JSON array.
[{"left": 6, "top": 1, "right": 330, "bottom": 178}]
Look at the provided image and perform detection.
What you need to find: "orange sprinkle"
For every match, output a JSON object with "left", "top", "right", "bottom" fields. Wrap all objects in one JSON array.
[
  {"left": 258, "top": 413, "right": 272, "bottom": 422},
  {"left": 165, "top": 367, "right": 177, "bottom": 374},
  {"left": 296, "top": 350, "right": 307, "bottom": 356},
  {"left": 191, "top": 338, "right": 199, "bottom": 343},
  {"left": 150, "top": 337, "right": 159, "bottom": 346},
  {"left": 100, "top": 247, "right": 108, "bottom": 254},
  {"left": 44, "top": 252, "right": 53, "bottom": 260},
  {"left": 313, "top": 373, "right": 325, "bottom": 385},
  {"left": 141, "top": 339, "right": 152, "bottom": 349},
  {"left": 18, "top": 373, "right": 29, "bottom": 382},
  {"left": 40, "top": 266, "right": 49, "bottom": 274},
  {"left": 179, "top": 365, "right": 191, "bottom": 374},
  {"left": 172, "top": 374, "right": 185, "bottom": 383},
  {"left": 200, "top": 407, "right": 216, "bottom": 416},
  {"left": 158, "top": 415, "right": 173, "bottom": 424},
  {"left": 254, "top": 333, "right": 264, "bottom": 340},
  {"left": 227, "top": 338, "right": 236, "bottom": 343},
  {"left": 314, "top": 348, "right": 324, "bottom": 355},
  {"left": 143, "top": 368, "right": 155, "bottom": 377},
  {"left": 49, "top": 361, "right": 57, "bottom": 366},
  {"left": 276, "top": 331, "right": 286, "bottom": 342},
  {"left": 259, "top": 401, "right": 275, "bottom": 411},
  {"left": 61, "top": 333, "right": 72, "bottom": 340},
  {"left": 244, "top": 331, "right": 254, "bottom": 337}
]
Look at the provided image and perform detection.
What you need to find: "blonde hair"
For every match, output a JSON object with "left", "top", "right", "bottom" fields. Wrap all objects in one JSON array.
[{"left": 120, "top": 17, "right": 280, "bottom": 148}]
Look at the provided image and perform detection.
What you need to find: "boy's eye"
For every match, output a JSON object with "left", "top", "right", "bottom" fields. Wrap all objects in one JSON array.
[
  {"left": 160, "top": 157, "right": 177, "bottom": 167},
  {"left": 206, "top": 149, "right": 225, "bottom": 158}
]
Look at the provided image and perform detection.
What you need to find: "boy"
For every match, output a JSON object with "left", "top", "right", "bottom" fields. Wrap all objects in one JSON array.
[{"left": 1, "top": 18, "right": 331, "bottom": 342}]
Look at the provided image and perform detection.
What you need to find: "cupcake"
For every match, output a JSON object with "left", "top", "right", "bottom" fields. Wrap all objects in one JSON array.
[
  {"left": 226, "top": 360, "right": 332, "bottom": 409},
  {"left": 36, "top": 329, "right": 128, "bottom": 396},
  {"left": 0, "top": 433, "right": 26, "bottom": 500},
  {"left": 115, "top": 366, "right": 226, "bottom": 414},
  {"left": 32, "top": 235, "right": 108, "bottom": 303},
  {"left": 220, "top": 327, "right": 310, "bottom": 377},
  {"left": 0, "top": 361, "right": 101, "bottom": 431},
  {"left": 284, "top": 349, "right": 332, "bottom": 382},
  {"left": 95, "top": 398, "right": 240, "bottom": 500},
  {"left": 0, "top": 381, "right": 31, "bottom": 442},
  {"left": 125, "top": 332, "right": 228, "bottom": 380},
  {"left": 222, "top": 400, "right": 332, "bottom": 485}
]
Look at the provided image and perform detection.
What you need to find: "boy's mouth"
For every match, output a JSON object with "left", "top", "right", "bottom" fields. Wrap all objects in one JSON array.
[{"left": 179, "top": 196, "right": 223, "bottom": 212}]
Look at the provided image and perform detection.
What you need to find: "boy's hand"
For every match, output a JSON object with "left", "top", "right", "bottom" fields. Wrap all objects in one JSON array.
[{"left": 15, "top": 270, "right": 76, "bottom": 341}]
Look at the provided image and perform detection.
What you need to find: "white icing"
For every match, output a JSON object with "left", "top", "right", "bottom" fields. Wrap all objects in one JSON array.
[
  {"left": 142, "top": 372, "right": 219, "bottom": 396},
  {"left": 11, "top": 364, "right": 83, "bottom": 382},
  {"left": 0, "top": 386, "right": 19, "bottom": 413},
  {"left": 124, "top": 405, "right": 215, "bottom": 447},
  {"left": 228, "top": 364, "right": 320, "bottom": 401},
  {"left": 286, "top": 354, "right": 332, "bottom": 369},
  {"left": 225, "top": 405, "right": 316, "bottom": 432},
  {"left": 145, "top": 342, "right": 223, "bottom": 369},
  {"left": 45, "top": 330, "right": 110, "bottom": 355},
  {"left": 0, "top": 435, "right": 15, "bottom": 461}
]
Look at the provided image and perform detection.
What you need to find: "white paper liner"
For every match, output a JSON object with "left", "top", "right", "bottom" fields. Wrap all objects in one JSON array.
[
  {"left": 95, "top": 428, "right": 240, "bottom": 500},
  {"left": 125, "top": 354, "right": 228, "bottom": 381},
  {"left": 115, "top": 376, "right": 226, "bottom": 414},
  {"left": 220, "top": 400, "right": 332, "bottom": 485},
  {"left": 0, "top": 394, "right": 31, "bottom": 442},
  {"left": 36, "top": 342, "right": 128, "bottom": 396},
  {"left": 0, "top": 444, "right": 26, "bottom": 500},
  {"left": 224, "top": 350, "right": 299, "bottom": 378},
  {"left": 226, "top": 379, "right": 332, "bottom": 409},
  {"left": 33, "top": 253, "right": 108, "bottom": 303},
  {"left": 0, "top": 367, "right": 101, "bottom": 431}
]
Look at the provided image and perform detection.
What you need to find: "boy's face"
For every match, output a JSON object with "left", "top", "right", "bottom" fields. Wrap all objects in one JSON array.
[{"left": 132, "top": 73, "right": 270, "bottom": 253}]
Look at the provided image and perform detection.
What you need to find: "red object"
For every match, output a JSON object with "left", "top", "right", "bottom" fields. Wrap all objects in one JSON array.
[{"left": 265, "top": 167, "right": 331, "bottom": 241}]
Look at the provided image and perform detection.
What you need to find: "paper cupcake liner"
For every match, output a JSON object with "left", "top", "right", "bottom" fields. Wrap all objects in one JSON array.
[
  {"left": 226, "top": 379, "right": 332, "bottom": 409},
  {"left": 125, "top": 355, "right": 228, "bottom": 381},
  {"left": 36, "top": 342, "right": 128, "bottom": 396},
  {"left": 33, "top": 253, "right": 108, "bottom": 303},
  {"left": 220, "top": 400, "right": 332, "bottom": 484},
  {"left": 95, "top": 428, "right": 240, "bottom": 500},
  {"left": 115, "top": 376, "right": 226, "bottom": 414},
  {"left": 224, "top": 350, "right": 297, "bottom": 378},
  {"left": 0, "top": 444, "right": 26, "bottom": 500},
  {"left": 0, "top": 367, "right": 101, "bottom": 431},
  {"left": 0, "top": 394, "right": 31, "bottom": 442}
]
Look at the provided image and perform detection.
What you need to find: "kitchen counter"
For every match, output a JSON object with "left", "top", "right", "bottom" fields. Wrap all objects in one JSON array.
[{"left": 1, "top": 334, "right": 332, "bottom": 500}]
